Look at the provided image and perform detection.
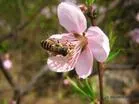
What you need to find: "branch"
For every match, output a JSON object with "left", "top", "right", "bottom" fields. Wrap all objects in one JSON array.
[
  {"left": 98, "top": 63, "right": 104, "bottom": 104},
  {"left": 21, "top": 66, "right": 49, "bottom": 96},
  {"left": 0, "top": 64, "right": 16, "bottom": 88},
  {"left": 0, "top": 55, "right": 21, "bottom": 104}
]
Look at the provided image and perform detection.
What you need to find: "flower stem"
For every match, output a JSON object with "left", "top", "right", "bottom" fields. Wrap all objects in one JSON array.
[
  {"left": 85, "top": 5, "right": 104, "bottom": 103},
  {"left": 98, "top": 62, "right": 104, "bottom": 104}
]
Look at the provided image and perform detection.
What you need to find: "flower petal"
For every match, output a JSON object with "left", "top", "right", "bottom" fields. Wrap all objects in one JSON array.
[
  {"left": 75, "top": 47, "right": 93, "bottom": 79},
  {"left": 86, "top": 26, "right": 110, "bottom": 62},
  {"left": 58, "top": 2, "right": 87, "bottom": 33},
  {"left": 47, "top": 55, "right": 73, "bottom": 72},
  {"left": 49, "top": 33, "right": 78, "bottom": 43},
  {"left": 49, "top": 34, "right": 63, "bottom": 39}
]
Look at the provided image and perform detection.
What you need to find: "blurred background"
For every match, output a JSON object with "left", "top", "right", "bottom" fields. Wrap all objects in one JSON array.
[{"left": 0, "top": 0, "right": 139, "bottom": 104}]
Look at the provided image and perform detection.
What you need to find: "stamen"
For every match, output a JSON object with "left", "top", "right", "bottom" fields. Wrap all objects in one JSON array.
[{"left": 73, "top": 33, "right": 88, "bottom": 51}]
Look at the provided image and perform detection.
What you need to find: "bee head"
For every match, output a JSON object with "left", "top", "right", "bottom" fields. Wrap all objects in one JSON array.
[{"left": 40, "top": 40, "right": 45, "bottom": 48}]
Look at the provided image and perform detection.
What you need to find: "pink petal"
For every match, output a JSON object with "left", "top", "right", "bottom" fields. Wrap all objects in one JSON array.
[
  {"left": 47, "top": 56, "right": 73, "bottom": 72},
  {"left": 75, "top": 47, "right": 93, "bottom": 79},
  {"left": 58, "top": 2, "right": 87, "bottom": 33},
  {"left": 62, "top": 33, "right": 79, "bottom": 44},
  {"left": 49, "top": 33, "right": 78, "bottom": 44},
  {"left": 86, "top": 26, "right": 110, "bottom": 62},
  {"left": 49, "top": 34, "right": 63, "bottom": 39}
]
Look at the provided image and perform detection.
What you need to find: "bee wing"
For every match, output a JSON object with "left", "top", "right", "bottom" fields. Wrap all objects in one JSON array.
[{"left": 47, "top": 42, "right": 81, "bottom": 72}]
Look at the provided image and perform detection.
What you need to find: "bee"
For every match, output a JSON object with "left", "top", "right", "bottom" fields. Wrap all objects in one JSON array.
[{"left": 41, "top": 39, "right": 69, "bottom": 56}]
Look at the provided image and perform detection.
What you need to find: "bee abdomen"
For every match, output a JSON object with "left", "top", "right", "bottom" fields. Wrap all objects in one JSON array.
[{"left": 41, "top": 40, "right": 52, "bottom": 50}]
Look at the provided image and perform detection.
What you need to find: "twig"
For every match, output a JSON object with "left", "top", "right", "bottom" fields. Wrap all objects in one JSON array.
[
  {"left": 0, "top": 55, "right": 49, "bottom": 104},
  {"left": 98, "top": 63, "right": 104, "bottom": 104},
  {"left": 85, "top": 5, "right": 104, "bottom": 104},
  {"left": 0, "top": 56, "right": 21, "bottom": 104},
  {"left": 0, "top": 1, "right": 48, "bottom": 103},
  {"left": 0, "top": 65, "right": 16, "bottom": 88},
  {"left": 21, "top": 67, "right": 48, "bottom": 96}
]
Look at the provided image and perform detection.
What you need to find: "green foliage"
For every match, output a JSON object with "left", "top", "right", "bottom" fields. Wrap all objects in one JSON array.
[
  {"left": 85, "top": 0, "right": 96, "bottom": 6},
  {"left": 106, "top": 49, "right": 121, "bottom": 62},
  {"left": 108, "top": 28, "right": 117, "bottom": 49},
  {"left": 67, "top": 77, "right": 97, "bottom": 102},
  {"left": 0, "top": 42, "right": 9, "bottom": 52},
  {"left": 106, "top": 24, "right": 121, "bottom": 62}
]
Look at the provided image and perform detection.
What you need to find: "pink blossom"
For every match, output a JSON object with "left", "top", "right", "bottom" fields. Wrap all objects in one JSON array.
[
  {"left": 129, "top": 28, "right": 139, "bottom": 44},
  {"left": 47, "top": 2, "right": 110, "bottom": 78},
  {"left": 2, "top": 59, "right": 12, "bottom": 70},
  {"left": 63, "top": 79, "right": 70, "bottom": 85},
  {"left": 2, "top": 53, "right": 12, "bottom": 70}
]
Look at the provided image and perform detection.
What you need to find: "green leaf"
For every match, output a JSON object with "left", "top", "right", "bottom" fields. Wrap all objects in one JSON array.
[
  {"left": 108, "top": 30, "right": 117, "bottom": 49},
  {"left": 67, "top": 77, "right": 97, "bottom": 101},
  {"left": 0, "top": 43, "right": 8, "bottom": 52},
  {"left": 106, "top": 49, "right": 121, "bottom": 62},
  {"left": 85, "top": 0, "right": 96, "bottom": 6},
  {"left": 67, "top": 77, "right": 88, "bottom": 97}
]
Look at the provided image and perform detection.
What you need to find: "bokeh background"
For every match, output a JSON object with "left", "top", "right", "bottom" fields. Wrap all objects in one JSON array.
[{"left": 0, "top": 0, "right": 139, "bottom": 104}]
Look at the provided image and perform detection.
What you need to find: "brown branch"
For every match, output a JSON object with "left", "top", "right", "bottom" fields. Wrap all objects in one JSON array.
[
  {"left": 0, "top": 55, "right": 49, "bottom": 104},
  {"left": 85, "top": 4, "right": 105, "bottom": 103},
  {"left": 0, "top": 2, "right": 49, "bottom": 103},
  {"left": 0, "top": 66, "right": 16, "bottom": 88},
  {"left": 98, "top": 63, "right": 104, "bottom": 104},
  {"left": 21, "top": 66, "right": 48, "bottom": 96},
  {"left": 0, "top": 56, "right": 21, "bottom": 104}
]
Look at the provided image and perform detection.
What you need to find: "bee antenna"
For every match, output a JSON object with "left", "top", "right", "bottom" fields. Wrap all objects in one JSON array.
[{"left": 40, "top": 40, "right": 43, "bottom": 43}]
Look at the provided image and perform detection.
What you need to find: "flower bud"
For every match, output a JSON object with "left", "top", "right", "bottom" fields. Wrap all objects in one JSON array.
[
  {"left": 2, "top": 53, "right": 12, "bottom": 70},
  {"left": 2, "top": 59, "right": 12, "bottom": 70},
  {"left": 79, "top": 4, "right": 88, "bottom": 13}
]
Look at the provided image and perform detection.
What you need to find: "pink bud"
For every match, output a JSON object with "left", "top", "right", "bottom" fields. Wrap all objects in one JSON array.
[
  {"left": 9, "top": 100, "right": 16, "bottom": 104},
  {"left": 63, "top": 79, "right": 70, "bottom": 85},
  {"left": 79, "top": 4, "right": 88, "bottom": 13},
  {"left": 3, "top": 59, "right": 12, "bottom": 70},
  {"left": 136, "top": 12, "right": 139, "bottom": 22},
  {"left": 129, "top": 28, "right": 139, "bottom": 44}
]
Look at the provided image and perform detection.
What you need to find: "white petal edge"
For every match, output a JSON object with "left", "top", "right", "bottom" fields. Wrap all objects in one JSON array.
[
  {"left": 58, "top": 2, "right": 87, "bottom": 33},
  {"left": 47, "top": 55, "right": 73, "bottom": 72}
]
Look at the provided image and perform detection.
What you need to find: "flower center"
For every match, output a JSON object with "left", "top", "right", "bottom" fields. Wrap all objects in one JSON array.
[{"left": 73, "top": 32, "right": 88, "bottom": 51}]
